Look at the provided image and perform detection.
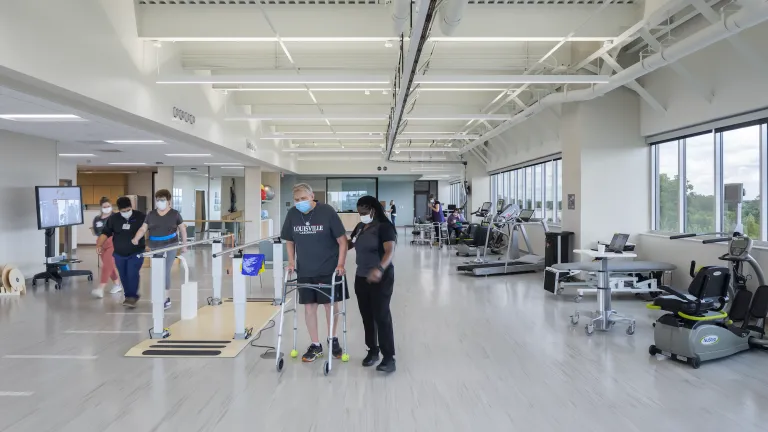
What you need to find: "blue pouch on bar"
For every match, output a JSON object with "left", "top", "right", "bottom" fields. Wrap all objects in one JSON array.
[{"left": 241, "top": 254, "right": 266, "bottom": 276}]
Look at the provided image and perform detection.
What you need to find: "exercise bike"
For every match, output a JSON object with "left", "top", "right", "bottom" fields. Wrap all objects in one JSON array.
[
  {"left": 647, "top": 234, "right": 768, "bottom": 368},
  {"left": 456, "top": 201, "right": 495, "bottom": 258}
]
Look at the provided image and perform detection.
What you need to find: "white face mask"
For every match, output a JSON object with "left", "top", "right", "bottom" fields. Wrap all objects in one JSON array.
[
  {"left": 430, "top": 199, "right": 435, "bottom": 203},
  {"left": 101, "top": 206, "right": 112, "bottom": 214},
  {"left": 156, "top": 200, "right": 168, "bottom": 210},
  {"left": 120, "top": 210, "right": 133, "bottom": 219},
  {"left": 360, "top": 214, "right": 373, "bottom": 224}
]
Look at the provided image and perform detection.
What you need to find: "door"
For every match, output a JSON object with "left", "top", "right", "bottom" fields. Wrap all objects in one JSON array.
[
  {"left": 195, "top": 189, "right": 207, "bottom": 233},
  {"left": 414, "top": 193, "right": 428, "bottom": 223},
  {"left": 59, "top": 179, "right": 73, "bottom": 256}
]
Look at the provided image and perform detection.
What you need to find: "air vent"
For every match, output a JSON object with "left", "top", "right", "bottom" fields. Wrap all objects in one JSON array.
[{"left": 98, "top": 149, "right": 124, "bottom": 153}]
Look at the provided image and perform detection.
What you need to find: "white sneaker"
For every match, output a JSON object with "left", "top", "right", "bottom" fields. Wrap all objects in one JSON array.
[
  {"left": 110, "top": 284, "right": 123, "bottom": 294},
  {"left": 91, "top": 288, "right": 104, "bottom": 299}
]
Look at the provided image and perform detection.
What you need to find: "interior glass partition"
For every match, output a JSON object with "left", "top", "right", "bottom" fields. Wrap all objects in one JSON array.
[{"left": 326, "top": 177, "right": 378, "bottom": 213}]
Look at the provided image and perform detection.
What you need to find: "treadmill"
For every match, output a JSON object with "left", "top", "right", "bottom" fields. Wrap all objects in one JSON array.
[{"left": 457, "top": 209, "right": 549, "bottom": 276}]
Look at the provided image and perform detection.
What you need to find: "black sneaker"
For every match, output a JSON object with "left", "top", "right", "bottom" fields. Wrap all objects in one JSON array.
[
  {"left": 122, "top": 297, "right": 138, "bottom": 309},
  {"left": 164, "top": 298, "right": 171, "bottom": 310},
  {"left": 330, "top": 337, "right": 342, "bottom": 359},
  {"left": 362, "top": 350, "right": 380, "bottom": 367},
  {"left": 301, "top": 344, "right": 323, "bottom": 362},
  {"left": 376, "top": 358, "right": 396, "bottom": 373}
]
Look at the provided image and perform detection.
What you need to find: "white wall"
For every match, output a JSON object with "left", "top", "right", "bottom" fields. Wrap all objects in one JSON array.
[
  {"left": 208, "top": 176, "right": 222, "bottom": 220},
  {"left": 0, "top": 130, "right": 58, "bottom": 278},
  {"left": 378, "top": 180, "right": 414, "bottom": 226},
  {"left": 173, "top": 173, "right": 209, "bottom": 222},
  {"left": 639, "top": 21, "right": 768, "bottom": 136},
  {"left": 57, "top": 157, "right": 78, "bottom": 253},
  {"left": 127, "top": 171, "right": 153, "bottom": 200},
  {"left": 486, "top": 108, "right": 562, "bottom": 172},
  {"left": 466, "top": 153, "right": 490, "bottom": 214}
]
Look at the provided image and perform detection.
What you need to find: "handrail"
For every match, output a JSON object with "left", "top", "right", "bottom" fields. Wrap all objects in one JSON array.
[
  {"left": 212, "top": 234, "right": 281, "bottom": 258},
  {"left": 142, "top": 233, "right": 234, "bottom": 257}
]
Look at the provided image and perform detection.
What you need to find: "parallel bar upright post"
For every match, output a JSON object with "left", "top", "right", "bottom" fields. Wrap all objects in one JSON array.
[
  {"left": 272, "top": 239, "right": 283, "bottom": 305},
  {"left": 150, "top": 253, "right": 167, "bottom": 339},
  {"left": 232, "top": 251, "right": 247, "bottom": 339},
  {"left": 211, "top": 237, "right": 223, "bottom": 305}
]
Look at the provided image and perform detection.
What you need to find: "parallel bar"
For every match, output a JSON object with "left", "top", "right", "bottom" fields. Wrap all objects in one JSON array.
[
  {"left": 142, "top": 234, "right": 233, "bottom": 257},
  {"left": 213, "top": 234, "right": 281, "bottom": 258}
]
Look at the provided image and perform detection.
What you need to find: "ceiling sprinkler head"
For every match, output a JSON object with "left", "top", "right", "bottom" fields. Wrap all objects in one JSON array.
[
  {"left": 153, "top": 41, "right": 162, "bottom": 48},
  {"left": 385, "top": 40, "right": 393, "bottom": 48},
  {"left": 365, "top": 89, "right": 371, "bottom": 95}
]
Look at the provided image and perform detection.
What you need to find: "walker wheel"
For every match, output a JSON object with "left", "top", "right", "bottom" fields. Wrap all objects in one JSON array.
[
  {"left": 341, "top": 353, "right": 349, "bottom": 362},
  {"left": 323, "top": 361, "right": 330, "bottom": 376},
  {"left": 649, "top": 345, "right": 658, "bottom": 356},
  {"left": 276, "top": 357, "right": 284, "bottom": 372},
  {"left": 55, "top": 284, "right": 61, "bottom": 290},
  {"left": 585, "top": 324, "right": 594, "bottom": 335},
  {"left": 626, "top": 325, "right": 635, "bottom": 336},
  {"left": 290, "top": 349, "right": 299, "bottom": 358},
  {"left": 88, "top": 275, "right": 93, "bottom": 281},
  {"left": 574, "top": 296, "right": 582, "bottom": 303}
]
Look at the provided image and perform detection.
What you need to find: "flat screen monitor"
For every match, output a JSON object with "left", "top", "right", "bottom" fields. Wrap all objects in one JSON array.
[
  {"left": 35, "top": 186, "right": 84, "bottom": 230},
  {"left": 496, "top": 199, "right": 505, "bottom": 211},
  {"left": 447, "top": 204, "right": 457, "bottom": 211},
  {"left": 480, "top": 202, "right": 492, "bottom": 212},
  {"left": 518, "top": 209, "right": 535, "bottom": 221}
]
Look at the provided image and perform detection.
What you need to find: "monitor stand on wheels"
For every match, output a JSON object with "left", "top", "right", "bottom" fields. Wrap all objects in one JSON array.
[{"left": 32, "top": 228, "right": 92, "bottom": 290}]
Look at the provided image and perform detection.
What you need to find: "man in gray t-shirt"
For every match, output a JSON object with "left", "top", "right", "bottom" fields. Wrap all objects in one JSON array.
[{"left": 281, "top": 183, "right": 348, "bottom": 363}]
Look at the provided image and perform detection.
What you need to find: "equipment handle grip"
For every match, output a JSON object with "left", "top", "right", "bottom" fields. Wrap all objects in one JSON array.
[
  {"left": 670, "top": 233, "right": 697, "bottom": 239},
  {"left": 702, "top": 237, "right": 730, "bottom": 244}
]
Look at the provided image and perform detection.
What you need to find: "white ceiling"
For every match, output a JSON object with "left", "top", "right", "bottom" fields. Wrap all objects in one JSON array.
[
  {"left": 0, "top": 86, "right": 251, "bottom": 168},
  {"left": 135, "top": 1, "right": 646, "bottom": 157}
]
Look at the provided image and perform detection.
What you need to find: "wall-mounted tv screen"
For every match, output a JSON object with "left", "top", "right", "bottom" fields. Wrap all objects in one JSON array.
[{"left": 35, "top": 186, "right": 84, "bottom": 230}]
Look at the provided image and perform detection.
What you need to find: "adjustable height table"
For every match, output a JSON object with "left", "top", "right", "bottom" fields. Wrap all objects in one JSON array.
[{"left": 569, "top": 249, "right": 637, "bottom": 336}]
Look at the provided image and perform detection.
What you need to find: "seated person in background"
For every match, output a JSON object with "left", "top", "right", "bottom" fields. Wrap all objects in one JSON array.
[{"left": 447, "top": 208, "right": 466, "bottom": 238}]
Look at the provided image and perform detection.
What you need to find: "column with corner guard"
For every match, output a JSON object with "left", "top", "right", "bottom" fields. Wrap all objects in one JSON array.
[
  {"left": 232, "top": 250, "right": 249, "bottom": 339},
  {"left": 210, "top": 236, "right": 223, "bottom": 305},
  {"left": 272, "top": 238, "right": 283, "bottom": 304},
  {"left": 150, "top": 252, "right": 169, "bottom": 338}
]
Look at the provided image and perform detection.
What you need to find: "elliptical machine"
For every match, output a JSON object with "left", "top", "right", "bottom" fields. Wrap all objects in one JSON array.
[
  {"left": 456, "top": 200, "right": 504, "bottom": 258},
  {"left": 648, "top": 233, "right": 768, "bottom": 368}
]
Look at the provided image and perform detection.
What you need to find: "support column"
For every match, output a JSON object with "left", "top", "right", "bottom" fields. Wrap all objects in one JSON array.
[
  {"left": 560, "top": 89, "right": 650, "bottom": 258},
  {"left": 244, "top": 166, "right": 263, "bottom": 244},
  {"left": 261, "top": 171, "right": 281, "bottom": 237},
  {"left": 155, "top": 166, "right": 174, "bottom": 194}
]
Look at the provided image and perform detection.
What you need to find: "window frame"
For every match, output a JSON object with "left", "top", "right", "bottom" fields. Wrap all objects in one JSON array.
[
  {"left": 650, "top": 118, "right": 768, "bottom": 241},
  {"left": 489, "top": 156, "right": 563, "bottom": 225}
]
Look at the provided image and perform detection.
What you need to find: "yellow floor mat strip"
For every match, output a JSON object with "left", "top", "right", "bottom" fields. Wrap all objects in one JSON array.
[{"left": 125, "top": 301, "right": 282, "bottom": 358}]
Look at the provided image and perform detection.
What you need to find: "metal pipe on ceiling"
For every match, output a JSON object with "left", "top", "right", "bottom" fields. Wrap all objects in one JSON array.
[
  {"left": 459, "top": 0, "right": 768, "bottom": 155},
  {"left": 392, "top": 0, "right": 412, "bottom": 35},
  {"left": 438, "top": 0, "right": 469, "bottom": 36}
]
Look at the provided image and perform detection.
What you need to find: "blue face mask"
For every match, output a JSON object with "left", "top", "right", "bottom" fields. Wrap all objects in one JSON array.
[{"left": 295, "top": 200, "right": 312, "bottom": 213}]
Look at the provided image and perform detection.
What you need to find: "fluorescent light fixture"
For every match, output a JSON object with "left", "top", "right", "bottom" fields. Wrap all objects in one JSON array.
[
  {"left": 278, "top": 40, "right": 295, "bottom": 63},
  {"left": 308, "top": 91, "right": 318, "bottom": 104},
  {"left": 157, "top": 75, "right": 390, "bottom": 85},
  {"left": 105, "top": 140, "right": 165, "bottom": 144},
  {"left": 108, "top": 162, "right": 146, "bottom": 165},
  {"left": 59, "top": 153, "right": 95, "bottom": 157},
  {"left": 215, "top": 87, "right": 509, "bottom": 92},
  {"left": 415, "top": 75, "right": 611, "bottom": 84},
  {"left": 0, "top": 114, "right": 85, "bottom": 122},
  {"left": 221, "top": 166, "right": 245, "bottom": 169},
  {"left": 227, "top": 114, "right": 508, "bottom": 121},
  {"left": 282, "top": 148, "right": 382, "bottom": 153},
  {"left": 429, "top": 37, "right": 614, "bottom": 42},
  {"left": 164, "top": 154, "right": 212, "bottom": 157},
  {"left": 297, "top": 156, "right": 382, "bottom": 161},
  {"left": 227, "top": 114, "right": 388, "bottom": 121},
  {"left": 80, "top": 171, "right": 138, "bottom": 174},
  {"left": 143, "top": 36, "right": 613, "bottom": 43},
  {"left": 396, "top": 148, "right": 460, "bottom": 153},
  {"left": 204, "top": 162, "right": 243, "bottom": 165},
  {"left": 261, "top": 134, "right": 477, "bottom": 140}
]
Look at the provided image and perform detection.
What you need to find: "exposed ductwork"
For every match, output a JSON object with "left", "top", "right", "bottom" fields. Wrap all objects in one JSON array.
[
  {"left": 392, "top": 0, "right": 411, "bottom": 35},
  {"left": 459, "top": 0, "right": 768, "bottom": 155},
  {"left": 438, "top": 0, "right": 469, "bottom": 36}
]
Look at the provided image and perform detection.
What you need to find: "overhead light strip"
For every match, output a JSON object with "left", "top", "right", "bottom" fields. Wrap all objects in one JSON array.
[
  {"left": 144, "top": 36, "right": 614, "bottom": 43},
  {"left": 59, "top": 154, "right": 95, "bottom": 157},
  {"left": 414, "top": 75, "right": 611, "bottom": 84},
  {"left": 227, "top": 114, "right": 509, "bottom": 121},
  {"left": 156, "top": 75, "right": 390, "bottom": 85},
  {"left": 108, "top": 163, "right": 146, "bottom": 165},
  {"left": 283, "top": 147, "right": 459, "bottom": 153},
  {"left": 165, "top": 154, "right": 212, "bottom": 157},
  {"left": 261, "top": 134, "right": 478, "bottom": 140},
  {"left": 0, "top": 114, "right": 85, "bottom": 122},
  {"left": 105, "top": 140, "right": 165, "bottom": 144}
]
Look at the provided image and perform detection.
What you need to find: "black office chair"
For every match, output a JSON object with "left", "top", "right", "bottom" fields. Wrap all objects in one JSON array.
[{"left": 652, "top": 264, "right": 730, "bottom": 316}]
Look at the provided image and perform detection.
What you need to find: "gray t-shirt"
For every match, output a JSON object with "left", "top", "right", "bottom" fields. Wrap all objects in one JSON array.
[
  {"left": 146, "top": 208, "right": 183, "bottom": 248},
  {"left": 281, "top": 203, "right": 345, "bottom": 278},
  {"left": 92, "top": 214, "right": 109, "bottom": 236}
]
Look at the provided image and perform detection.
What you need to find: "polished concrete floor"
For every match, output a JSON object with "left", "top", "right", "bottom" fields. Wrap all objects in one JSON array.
[{"left": 1, "top": 242, "right": 768, "bottom": 432}]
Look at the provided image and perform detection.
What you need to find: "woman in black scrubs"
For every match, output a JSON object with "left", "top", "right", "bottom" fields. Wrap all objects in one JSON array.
[{"left": 349, "top": 195, "right": 397, "bottom": 373}]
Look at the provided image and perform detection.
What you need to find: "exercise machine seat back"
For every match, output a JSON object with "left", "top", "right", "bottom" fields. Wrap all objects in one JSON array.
[{"left": 653, "top": 266, "right": 730, "bottom": 316}]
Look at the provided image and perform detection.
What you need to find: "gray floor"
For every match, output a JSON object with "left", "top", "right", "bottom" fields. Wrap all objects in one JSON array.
[{"left": 1, "top": 243, "right": 767, "bottom": 432}]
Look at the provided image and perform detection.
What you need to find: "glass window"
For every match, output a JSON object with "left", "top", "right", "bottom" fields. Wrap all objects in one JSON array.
[
  {"left": 556, "top": 160, "right": 562, "bottom": 223},
  {"left": 684, "top": 133, "right": 715, "bottom": 233},
  {"left": 524, "top": 167, "right": 533, "bottom": 210},
  {"left": 722, "top": 125, "right": 761, "bottom": 238},
  {"left": 656, "top": 141, "right": 680, "bottom": 232},
  {"left": 545, "top": 161, "right": 554, "bottom": 222},
  {"left": 326, "top": 178, "right": 377, "bottom": 212},
  {"left": 534, "top": 165, "right": 543, "bottom": 218},
  {"left": 516, "top": 169, "right": 524, "bottom": 208}
]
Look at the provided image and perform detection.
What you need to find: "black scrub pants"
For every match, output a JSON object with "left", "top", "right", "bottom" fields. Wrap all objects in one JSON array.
[{"left": 354, "top": 269, "right": 395, "bottom": 359}]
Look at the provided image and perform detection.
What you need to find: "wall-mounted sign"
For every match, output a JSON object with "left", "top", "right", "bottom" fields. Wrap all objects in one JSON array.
[
  {"left": 567, "top": 194, "right": 576, "bottom": 210},
  {"left": 246, "top": 139, "right": 257, "bottom": 152},
  {"left": 172, "top": 107, "right": 195, "bottom": 125}
]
